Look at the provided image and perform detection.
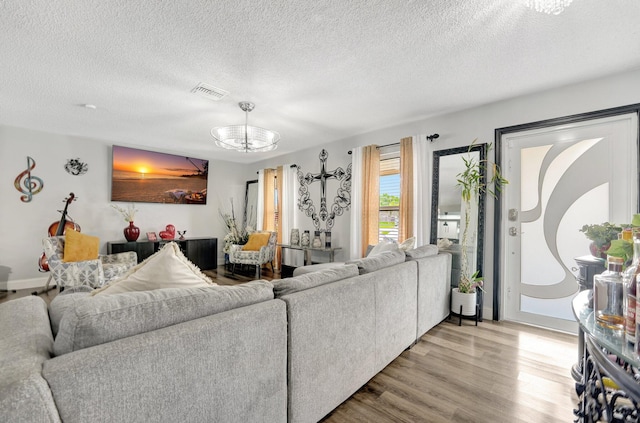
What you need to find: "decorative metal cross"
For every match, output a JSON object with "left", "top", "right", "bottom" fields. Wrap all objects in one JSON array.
[{"left": 297, "top": 149, "right": 351, "bottom": 230}]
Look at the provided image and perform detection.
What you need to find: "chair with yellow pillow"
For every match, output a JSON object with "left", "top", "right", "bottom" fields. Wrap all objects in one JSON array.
[
  {"left": 42, "top": 229, "right": 138, "bottom": 290},
  {"left": 228, "top": 231, "right": 277, "bottom": 279}
]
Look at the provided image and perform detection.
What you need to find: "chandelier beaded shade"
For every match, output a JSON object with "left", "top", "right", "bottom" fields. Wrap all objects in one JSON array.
[
  {"left": 526, "top": 0, "right": 573, "bottom": 15},
  {"left": 211, "top": 101, "right": 280, "bottom": 153}
]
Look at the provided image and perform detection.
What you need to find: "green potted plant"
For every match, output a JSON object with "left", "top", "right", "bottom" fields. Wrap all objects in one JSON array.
[
  {"left": 579, "top": 222, "right": 622, "bottom": 259},
  {"left": 587, "top": 215, "right": 640, "bottom": 263},
  {"left": 452, "top": 140, "right": 508, "bottom": 316}
]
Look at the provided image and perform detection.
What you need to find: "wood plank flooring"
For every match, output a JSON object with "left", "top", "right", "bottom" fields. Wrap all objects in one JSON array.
[
  {"left": 4, "top": 266, "right": 579, "bottom": 422},
  {"left": 322, "top": 320, "right": 579, "bottom": 423}
]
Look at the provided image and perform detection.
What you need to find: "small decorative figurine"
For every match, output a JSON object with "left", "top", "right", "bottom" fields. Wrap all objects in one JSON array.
[
  {"left": 159, "top": 224, "right": 176, "bottom": 240},
  {"left": 178, "top": 230, "right": 186, "bottom": 240}
]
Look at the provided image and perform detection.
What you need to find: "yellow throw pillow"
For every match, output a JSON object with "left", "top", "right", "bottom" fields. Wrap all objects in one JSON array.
[
  {"left": 63, "top": 229, "right": 100, "bottom": 262},
  {"left": 242, "top": 232, "right": 271, "bottom": 251}
]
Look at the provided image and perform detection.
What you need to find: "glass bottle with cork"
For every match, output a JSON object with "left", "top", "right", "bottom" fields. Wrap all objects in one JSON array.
[
  {"left": 623, "top": 229, "right": 640, "bottom": 348},
  {"left": 594, "top": 255, "right": 625, "bottom": 330}
]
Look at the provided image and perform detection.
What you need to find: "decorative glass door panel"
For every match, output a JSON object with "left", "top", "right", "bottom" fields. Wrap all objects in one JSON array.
[{"left": 502, "top": 114, "right": 637, "bottom": 333}]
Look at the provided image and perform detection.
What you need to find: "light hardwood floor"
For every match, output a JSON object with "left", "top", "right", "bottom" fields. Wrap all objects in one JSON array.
[
  {"left": 4, "top": 266, "right": 579, "bottom": 422},
  {"left": 323, "top": 320, "right": 579, "bottom": 423}
]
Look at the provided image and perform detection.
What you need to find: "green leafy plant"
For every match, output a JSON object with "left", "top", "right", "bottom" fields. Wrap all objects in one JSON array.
[
  {"left": 456, "top": 140, "right": 509, "bottom": 294},
  {"left": 606, "top": 239, "right": 633, "bottom": 264},
  {"left": 591, "top": 215, "right": 640, "bottom": 264},
  {"left": 578, "top": 222, "right": 622, "bottom": 248}
]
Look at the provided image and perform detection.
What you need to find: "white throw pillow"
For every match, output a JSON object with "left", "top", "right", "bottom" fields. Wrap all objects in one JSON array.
[
  {"left": 399, "top": 237, "right": 416, "bottom": 251},
  {"left": 367, "top": 238, "right": 400, "bottom": 257},
  {"left": 92, "top": 242, "right": 214, "bottom": 295}
]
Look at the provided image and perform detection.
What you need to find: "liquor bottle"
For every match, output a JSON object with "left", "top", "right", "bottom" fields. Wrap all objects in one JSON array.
[
  {"left": 594, "top": 256, "right": 625, "bottom": 330},
  {"left": 624, "top": 231, "right": 640, "bottom": 347}
]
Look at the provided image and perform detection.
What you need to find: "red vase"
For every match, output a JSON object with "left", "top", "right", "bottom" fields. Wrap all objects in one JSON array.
[{"left": 124, "top": 221, "right": 140, "bottom": 242}]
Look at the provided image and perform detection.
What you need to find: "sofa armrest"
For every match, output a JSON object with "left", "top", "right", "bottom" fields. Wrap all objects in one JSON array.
[
  {"left": 49, "top": 258, "right": 105, "bottom": 288},
  {"left": 43, "top": 300, "right": 287, "bottom": 423},
  {"left": 100, "top": 251, "right": 137, "bottom": 265},
  {"left": 0, "top": 296, "right": 61, "bottom": 423}
]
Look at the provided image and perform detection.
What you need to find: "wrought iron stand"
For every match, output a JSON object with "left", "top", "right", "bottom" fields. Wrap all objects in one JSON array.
[{"left": 573, "top": 290, "right": 640, "bottom": 422}]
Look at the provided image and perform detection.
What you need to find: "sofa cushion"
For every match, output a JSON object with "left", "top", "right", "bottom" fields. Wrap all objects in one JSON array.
[
  {"left": 63, "top": 229, "right": 99, "bottom": 262},
  {"left": 273, "top": 264, "right": 359, "bottom": 297},
  {"left": 54, "top": 280, "right": 274, "bottom": 356},
  {"left": 291, "top": 262, "right": 345, "bottom": 276},
  {"left": 242, "top": 232, "right": 270, "bottom": 251},
  {"left": 0, "top": 296, "right": 61, "bottom": 422},
  {"left": 347, "top": 250, "right": 406, "bottom": 274},
  {"left": 405, "top": 244, "right": 439, "bottom": 259},
  {"left": 91, "top": 242, "right": 213, "bottom": 295},
  {"left": 48, "top": 290, "right": 92, "bottom": 336}
]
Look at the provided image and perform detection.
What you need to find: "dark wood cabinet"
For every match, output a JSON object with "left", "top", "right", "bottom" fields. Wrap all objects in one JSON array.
[{"left": 107, "top": 237, "right": 217, "bottom": 270}]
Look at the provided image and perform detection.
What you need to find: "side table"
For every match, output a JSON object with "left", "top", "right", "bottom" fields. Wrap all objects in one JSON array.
[{"left": 572, "top": 255, "right": 605, "bottom": 381}]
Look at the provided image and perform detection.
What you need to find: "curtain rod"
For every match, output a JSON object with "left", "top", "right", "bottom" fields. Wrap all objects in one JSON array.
[{"left": 347, "top": 133, "right": 439, "bottom": 155}]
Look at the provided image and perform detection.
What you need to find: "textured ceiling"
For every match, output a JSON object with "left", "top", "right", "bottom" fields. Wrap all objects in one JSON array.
[{"left": 1, "top": 0, "right": 639, "bottom": 163}]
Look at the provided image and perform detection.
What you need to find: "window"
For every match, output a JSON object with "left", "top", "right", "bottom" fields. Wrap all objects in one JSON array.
[{"left": 379, "top": 154, "right": 400, "bottom": 242}]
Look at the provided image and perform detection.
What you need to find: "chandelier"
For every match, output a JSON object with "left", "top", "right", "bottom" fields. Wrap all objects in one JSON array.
[
  {"left": 526, "top": 0, "right": 573, "bottom": 15},
  {"left": 211, "top": 101, "right": 280, "bottom": 153}
]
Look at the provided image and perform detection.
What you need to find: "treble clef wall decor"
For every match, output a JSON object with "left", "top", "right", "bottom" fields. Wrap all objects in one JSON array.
[{"left": 14, "top": 156, "right": 44, "bottom": 202}]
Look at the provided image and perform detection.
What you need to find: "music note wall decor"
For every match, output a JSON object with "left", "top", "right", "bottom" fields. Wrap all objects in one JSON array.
[{"left": 14, "top": 156, "right": 44, "bottom": 202}]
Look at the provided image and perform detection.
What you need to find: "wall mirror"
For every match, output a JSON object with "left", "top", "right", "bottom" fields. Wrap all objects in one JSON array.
[
  {"left": 430, "top": 144, "right": 487, "bottom": 287},
  {"left": 244, "top": 179, "right": 258, "bottom": 231}
]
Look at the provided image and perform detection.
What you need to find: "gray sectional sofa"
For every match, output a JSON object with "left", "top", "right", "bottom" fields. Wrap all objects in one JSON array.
[{"left": 0, "top": 245, "right": 450, "bottom": 423}]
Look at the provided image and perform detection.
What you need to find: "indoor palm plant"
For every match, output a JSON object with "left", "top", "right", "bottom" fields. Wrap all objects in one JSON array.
[{"left": 452, "top": 141, "right": 508, "bottom": 315}]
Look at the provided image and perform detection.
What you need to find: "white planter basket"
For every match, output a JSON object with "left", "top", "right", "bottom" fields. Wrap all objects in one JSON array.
[{"left": 451, "top": 288, "right": 477, "bottom": 316}]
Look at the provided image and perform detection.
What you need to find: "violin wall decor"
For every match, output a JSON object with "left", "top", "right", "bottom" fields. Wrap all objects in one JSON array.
[{"left": 14, "top": 156, "right": 44, "bottom": 202}]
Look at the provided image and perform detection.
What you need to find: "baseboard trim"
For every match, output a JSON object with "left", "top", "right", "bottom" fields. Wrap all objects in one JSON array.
[
  {"left": 0, "top": 276, "right": 49, "bottom": 291},
  {"left": 483, "top": 306, "right": 493, "bottom": 321}
]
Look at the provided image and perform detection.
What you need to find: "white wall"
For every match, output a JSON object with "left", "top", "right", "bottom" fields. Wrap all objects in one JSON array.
[
  {"left": 3, "top": 68, "right": 639, "bottom": 315},
  {"left": 0, "top": 126, "right": 248, "bottom": 290},
  {"left": 251, "top": 68, "right": 640, "bottom": 319}
]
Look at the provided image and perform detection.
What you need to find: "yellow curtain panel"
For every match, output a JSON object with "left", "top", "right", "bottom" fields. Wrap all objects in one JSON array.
[
  {"left": 399, "top": 137, "right": 413, "bottom": 242},
  {"left": 262, "top": 168, "right": 277, "bottom": 232},
  {"left": 362, "top": 145, "right": 380, "bottom": 256}
]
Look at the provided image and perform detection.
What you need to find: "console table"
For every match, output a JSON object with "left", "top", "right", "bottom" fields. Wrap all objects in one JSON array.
[
  {"left": 279, "top": 244, "right": 342, "bottom": 277},
  {"left": 108, "top": 237, "right": 217, "bottom": 270},
  {"left": 572, "top": 290, "right": 640, "bottom": 422}
]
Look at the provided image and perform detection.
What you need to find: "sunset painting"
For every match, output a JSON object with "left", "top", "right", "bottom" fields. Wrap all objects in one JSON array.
[{"left": 111, "top": 145, "right": 208, "bottom": 204}]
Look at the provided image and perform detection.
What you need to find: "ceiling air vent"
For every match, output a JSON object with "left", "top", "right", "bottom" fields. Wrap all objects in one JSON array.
[{"left": 191, "top": 82, "right": 229, "bottom": 101}]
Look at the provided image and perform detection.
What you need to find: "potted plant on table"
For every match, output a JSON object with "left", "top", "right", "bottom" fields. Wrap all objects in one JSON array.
[
  {"left": 452, "top": 140, "right": 508, "bottom": 316},
  {"left": 579, "top": 222, "right": 623, "bottom": 260}
]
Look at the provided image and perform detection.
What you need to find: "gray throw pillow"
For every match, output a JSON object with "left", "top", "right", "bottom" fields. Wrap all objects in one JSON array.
[
  {"left": 347, "top": 249, "right": 406, "bottom": 274},
  {"left": 405, "top": 244, "right": 439, "bottom": 259},
  {"left": 273, "top": 264, "right": 359, "bottom": 297}
]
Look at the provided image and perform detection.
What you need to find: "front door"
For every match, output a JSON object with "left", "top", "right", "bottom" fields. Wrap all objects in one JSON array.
[{"left": 500, "top": 113, "right": 638, "bottom": 333}]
